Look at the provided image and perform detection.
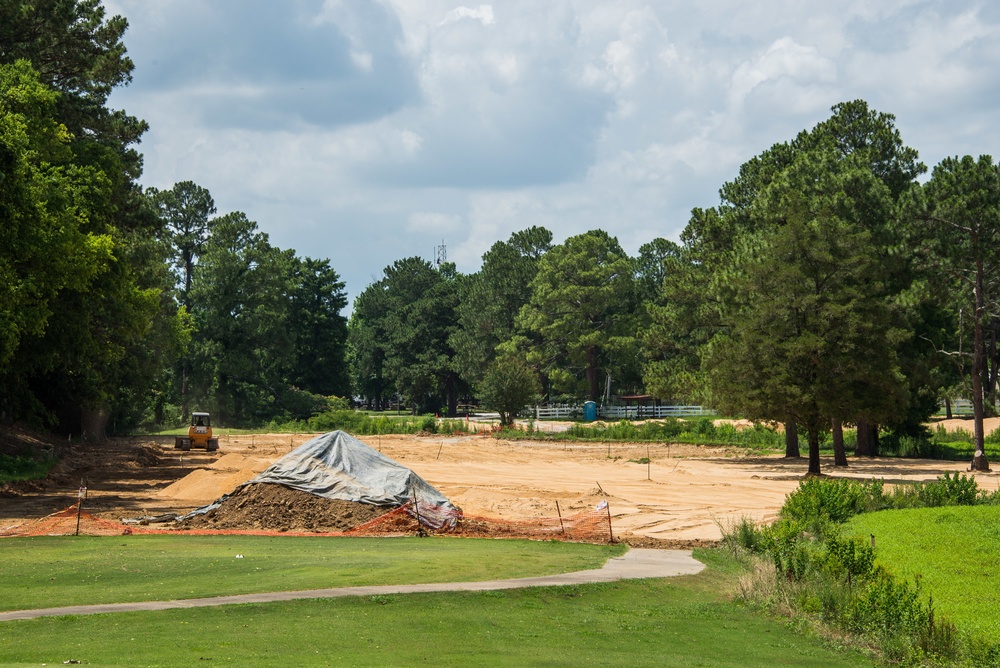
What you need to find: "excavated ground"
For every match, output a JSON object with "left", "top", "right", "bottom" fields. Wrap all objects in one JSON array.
[
  {"left": 3, "top": 424, "right": 1000, "bottom": 543},
  {"left": 176, "top": 483, "right": 394, "bottom": 533}
]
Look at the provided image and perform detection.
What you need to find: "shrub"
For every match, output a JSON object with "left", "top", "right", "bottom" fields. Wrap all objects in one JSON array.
[
  {"left": 780, "top": 478, "right": 888, "bottom": 532},
  {"left": 419, "top": 415, "right": 437, "bottom": 433},
  {"left": 692, "top": 417, "right": 716, "bottom": 437},
  {"left": 724, "top": 474, "right": 993, "bottom": 665},
  {"left": 890, "top": 472, "right": 981, "bottom": 508},
  {"left": 0, "top": 453, "right": 57, "bottom": 483},
  {"left": 720, "top": 516, "right": 767, "bottom": 554},
  {"left": 846, "top": 570, "right": 927, "bottom": 638}
]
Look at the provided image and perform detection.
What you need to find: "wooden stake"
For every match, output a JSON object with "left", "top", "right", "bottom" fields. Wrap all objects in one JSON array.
[
  {"left": 556, "top": 500, "right": 565, "bottom": 534},
  {"left": 647, "top": 446, "right": 651, "bottom": 480},
  {"left": 75, "top": 480, "right": 87, "bottom": 536},
  {"left": 411, "top": 486, "right": 423, "bottom": 533},
  {"left": 605, "top": 500, "right": 614, "bottom": 544},
  {"left": 437, "top": 441, "right": 444, "bottom": 460}
]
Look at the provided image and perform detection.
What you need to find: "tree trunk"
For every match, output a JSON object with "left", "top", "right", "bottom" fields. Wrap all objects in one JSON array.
[
  {"left": 445, "top": 373, "right": 458, "bottom": 418},
  {"left": 80, "top": 405, "right": 110, "bottom": 442},
  {"left": 181, "top": 359, "right": 190, "bottom": 421},
  {"left": 946, "top": 397, "right": 953, "bottom": 420},
  {"left": 154, "top": 394, "right": 165, "bottom": 425},
  {"left": 972, "top": 259, "right": 991, "bottom": 471},
  {"left": 855, "top": 418, "right": 877, "bottom": 457},
  {"left": 784, "top": 420, "right": 800, "bottom": 458},
  {"left": 832, "top": 418, "right": 848, "bottom": 467},
  {"left": 987, "top": 317, "right": 998, "bottom": 409},
  {"left": 807, "top": 426, "right": 821, "bottom": 476}
]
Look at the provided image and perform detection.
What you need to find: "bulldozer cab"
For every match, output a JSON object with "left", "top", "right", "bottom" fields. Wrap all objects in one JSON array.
[{"left": 176, "top": 412, "right": 219, "bottom": 452}]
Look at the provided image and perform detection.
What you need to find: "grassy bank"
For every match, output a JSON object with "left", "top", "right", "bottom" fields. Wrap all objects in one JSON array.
[
  {"left": 846, "top": 505, "right": 1000, "bottom": 638},
  {"left": 0, "top": 549, "right": 870, "bottom": 667},
  {"left": 723, "top": 474, "right": 1000, "bottom": 665},
  {"left": 0, "top": 536, "right": 623, "bottom": 611},
  {"left": 0, "top": 453, "right": 57, "bottom": 483}
]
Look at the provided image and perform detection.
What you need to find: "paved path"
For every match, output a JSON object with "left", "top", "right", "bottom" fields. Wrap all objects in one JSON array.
[{"left": 0, "top": 549, "right": 703, "bottom": 622}]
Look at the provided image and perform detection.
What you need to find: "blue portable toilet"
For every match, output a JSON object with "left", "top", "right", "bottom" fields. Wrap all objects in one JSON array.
[{"left": 583, "top": 401, "right": 597, "bottom": 422}]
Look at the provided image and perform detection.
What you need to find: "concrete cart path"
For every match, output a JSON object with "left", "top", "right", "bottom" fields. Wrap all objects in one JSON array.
[{"left": 0, "top": 549, "right": 704, "bottom": 622}]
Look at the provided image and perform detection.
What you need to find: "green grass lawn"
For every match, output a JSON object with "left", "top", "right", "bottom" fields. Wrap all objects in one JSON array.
[
  {"left": 931, "top": 441, "right": 1000, "bottom": 460},
  {"left": 846, "top": 505, "right": 1000, "bottom": 638},
  {"left": 0, "top": 535, "right": 624, "bottom": 611},
  {"left": 0, "top": 550, "right": 870, "bottom": 667}
]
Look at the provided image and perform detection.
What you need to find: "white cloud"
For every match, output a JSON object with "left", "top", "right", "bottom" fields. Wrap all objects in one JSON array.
[
  {"left": 440, "top": 4, "right": 495, "bottom": 26},
  {"left": 729, "top": 37, "right": 837, "bottom": 110},
  {"left": 407, "top": 211, "right": 463, "bottom": 233},
  {"left": 104, "top": 0, "right": 1000, "bottom": 306}
]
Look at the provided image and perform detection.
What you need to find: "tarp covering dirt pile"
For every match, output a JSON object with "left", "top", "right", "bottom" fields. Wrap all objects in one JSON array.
[{"left": 184, "top": 430, "right": 461, "bottom": 530}]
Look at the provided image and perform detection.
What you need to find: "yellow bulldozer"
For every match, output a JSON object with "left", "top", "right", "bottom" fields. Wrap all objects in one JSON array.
[{"left": 174, "top": 412, "right": 220, "bottom": 452}]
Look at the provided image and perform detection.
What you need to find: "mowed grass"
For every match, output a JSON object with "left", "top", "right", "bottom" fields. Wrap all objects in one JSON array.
[
  {"left": 846, "top": 505, "right": 1000, "bottom": 638},
  {"left": 0, "top": 535, "right": 624, "bottom": 611},
  {"left": 0, "top": 551, "right": 870, "bottom": 668}
]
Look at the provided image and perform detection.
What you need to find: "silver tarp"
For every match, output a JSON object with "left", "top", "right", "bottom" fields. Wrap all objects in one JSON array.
[{"left": 180, "top": 430, "right": 461, "bottom": 530}]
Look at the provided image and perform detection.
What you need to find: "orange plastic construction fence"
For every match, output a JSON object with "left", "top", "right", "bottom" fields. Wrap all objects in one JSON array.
[{"left": 1, "top": 501, "right": 615, "bottom": 544}]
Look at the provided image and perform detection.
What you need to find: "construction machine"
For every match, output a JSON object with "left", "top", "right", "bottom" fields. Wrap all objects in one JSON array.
[{"left": 175, "top": 412, "right": 220, "bottom": 451}]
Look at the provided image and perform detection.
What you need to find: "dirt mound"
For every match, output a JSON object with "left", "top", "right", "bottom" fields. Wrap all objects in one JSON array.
[
  {"left": 177, "top": 483, "right": 396, "bottom": 533},
  {"left": 158, "top": 468, "right": 259, "bottom": 501},
  {"left": 622, "top": 534, "right": 720, "bottom": 550}
]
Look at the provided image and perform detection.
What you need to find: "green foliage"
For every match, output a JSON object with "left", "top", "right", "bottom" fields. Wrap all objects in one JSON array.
[
  {"left": 889, "top": 472, "right": 983, "bottom": 508},
  {"left": 720, "top": 516, "right": 768, "bottom": 554},
  {"left": 845, "top": 570, "right": 928, "bottom": 638},
  {"left": 780, "top": 478, "right": 889, "bottom": 530},
  {"left": 148, "top": 180, "right": 215, "bottom": 307},
  {"left": 301, "top": 410, "right": 470, "bottom": 436},
  {"left": 288, "top": 257, "right": 350, "bottom": 398},
  {"left": 349, "top": 257, "right": 464, "bottom": 415},
  {"left": 478, "top": 356, "right": 540, "bottom": 426},
  {"left": 913, "top": 155, "right": 1000, "bottom": 466},
  {"left": 726, "top": 474, "right": 1000, "bottom": 664},
  {"left": 723, "top": 474, "right": 988, "bottom": 664},
  {"left": 0, "top": 452, "right": 56, "bottom": 483},
  {"left": 507, "top": 418, "right": 785, "bottom": 449},
  {"left": 707, "top": 149, "right": 906, "bottom": 474},
  {"left": 651, "top": 101, "right": 949, "bottom": 475},
  {"left": 0, "top": 7, "right": 194, "bottom": 434},
  {"left": 451, "top": 226, "right": 552, "bottom": 385},
  {"left": 517, "top": 230, "right": 637, "bottom": 402}
]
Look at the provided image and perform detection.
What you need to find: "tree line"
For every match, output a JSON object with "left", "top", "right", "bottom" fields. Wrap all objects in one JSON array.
[
  {"left": 3, "top": 2, "right": 999, "bottom": 476},
  {"left": 0, "top": 1, "right": 348, "bottom": 436},
  {"left": 348, "top": 101, "right": 1000, "bottom": 475}
]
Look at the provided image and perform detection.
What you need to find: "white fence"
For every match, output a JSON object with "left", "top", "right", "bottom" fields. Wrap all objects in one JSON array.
[
  {"left": 938, "top": 399, "right": 973, "bottom": 416},
  {"left": 532, "top": 404, "right": 716, "bottom": 420}
]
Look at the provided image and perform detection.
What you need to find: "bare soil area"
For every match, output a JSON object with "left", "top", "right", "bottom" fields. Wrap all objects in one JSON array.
[
  {"left": 3, "top": 429, "right": 998, "bottom": 541},
  {"left": 177, "top": 483, "right": 393, "bottom": 533}
]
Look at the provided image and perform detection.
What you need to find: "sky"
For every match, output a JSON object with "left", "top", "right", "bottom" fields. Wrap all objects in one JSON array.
[{"left": 103, "top": 0, "right": 1000, "bottom": 308}]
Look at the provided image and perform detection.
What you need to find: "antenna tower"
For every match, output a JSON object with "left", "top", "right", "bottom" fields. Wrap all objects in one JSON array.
[{"left": 434, "top": 240, "right": 447, "bottom": 266}]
